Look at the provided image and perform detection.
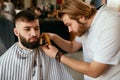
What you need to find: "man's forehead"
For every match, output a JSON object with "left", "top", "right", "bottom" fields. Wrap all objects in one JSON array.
[{"left": 15, "top": 20, "right": 39, "bottom": 28}]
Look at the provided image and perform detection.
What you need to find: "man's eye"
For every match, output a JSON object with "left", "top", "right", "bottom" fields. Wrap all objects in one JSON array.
[
  {"left": 34, "top": 27, "right": 39, "bottom": 31},
  {"left": 24, "top": 28, "right": 30, "bottom": 31}
]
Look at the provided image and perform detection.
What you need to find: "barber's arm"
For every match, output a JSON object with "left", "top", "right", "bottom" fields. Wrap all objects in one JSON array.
[
  {"left": 60, "top": 55, "right": 109, "bottom": 78},
  {"left": 41, "top": 44, "right": 109, "bottom": 78},
  {"left": 41, "top": 33, "right": 82, "bottom": 53}
]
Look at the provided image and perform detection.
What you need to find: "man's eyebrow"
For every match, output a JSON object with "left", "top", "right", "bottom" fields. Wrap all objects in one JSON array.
[
  {"left": 36, "top": 26, "right": 40, "bottom": 27},
  {"left": 23, "top": 26, "right": 40, "bottom": 28}
]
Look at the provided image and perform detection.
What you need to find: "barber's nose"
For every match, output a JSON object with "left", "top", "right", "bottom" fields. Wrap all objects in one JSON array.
[{"left": 68, "top": 27, "right": 72, "bottom": 32}]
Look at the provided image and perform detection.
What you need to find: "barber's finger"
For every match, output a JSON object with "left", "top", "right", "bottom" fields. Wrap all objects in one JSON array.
[{"left": 41, "top": 44, "right": 48, "bottom": 50}]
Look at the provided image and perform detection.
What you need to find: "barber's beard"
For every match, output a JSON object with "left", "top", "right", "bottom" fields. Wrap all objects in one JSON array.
[
  {"left": 77, "top": 22, "right": 89, "bottom": 37},
  {"left": 19, "top": 34, "right": 40, "bottom": 49},
  {"left": 69, "top": 22, "right": 89, "bottom": 41}
]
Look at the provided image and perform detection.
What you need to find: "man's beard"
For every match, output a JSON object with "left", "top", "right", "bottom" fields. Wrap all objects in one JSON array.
[{"left": 19, "top": 34, "right": 40, "bottom": 49}]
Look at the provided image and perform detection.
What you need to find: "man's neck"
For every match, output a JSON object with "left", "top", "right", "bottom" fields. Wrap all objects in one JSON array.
[{"left": 18, "top": 41, "right": 35, "bottom": 51}]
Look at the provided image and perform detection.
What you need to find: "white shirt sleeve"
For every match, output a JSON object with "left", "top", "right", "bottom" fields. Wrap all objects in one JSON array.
[{"left": 93, "top": 24, "right": 120, "bottom": 65}]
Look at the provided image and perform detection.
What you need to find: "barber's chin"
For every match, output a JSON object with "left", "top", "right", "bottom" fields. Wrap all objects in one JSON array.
[{"left": 77, "top": 33, "right": 84, "bottom": 37}]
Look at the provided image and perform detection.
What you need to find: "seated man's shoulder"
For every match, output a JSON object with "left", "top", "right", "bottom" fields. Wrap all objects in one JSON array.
[{"left": 0, "top": 43, "right": 17, "bottom": 60}]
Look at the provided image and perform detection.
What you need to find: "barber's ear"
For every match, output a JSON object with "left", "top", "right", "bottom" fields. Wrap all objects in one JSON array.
[
  {"left": 14, "top": 28, "right": 19, "bottom": 36},
  {"left": 78, "top": 16, "right": 86, "bottom": 23}
]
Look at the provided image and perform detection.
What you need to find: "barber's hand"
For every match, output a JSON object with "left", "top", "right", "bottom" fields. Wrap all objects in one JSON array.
[
  {"left": 41, "top": 33, "right": 56, "bottom": 40},
  {"left": 40, "top": 44, "right": 58, "bottom": 58}
]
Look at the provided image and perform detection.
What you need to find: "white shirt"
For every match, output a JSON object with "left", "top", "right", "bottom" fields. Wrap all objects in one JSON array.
[{"left": 75, "top": 5, "right": 120, "bottom": 80}]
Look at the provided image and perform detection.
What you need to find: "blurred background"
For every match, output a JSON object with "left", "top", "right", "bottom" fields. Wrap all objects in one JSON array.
[
  {"left": 0, "top": 0, "right": 120, "bottom": 80},
  {"left": 0, "top": 0, "right": 109, "bottom": 55}
]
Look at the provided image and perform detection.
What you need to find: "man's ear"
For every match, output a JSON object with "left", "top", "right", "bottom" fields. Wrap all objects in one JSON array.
[{"left": 14, "top": 28, "right": 19, "bottom": 36}]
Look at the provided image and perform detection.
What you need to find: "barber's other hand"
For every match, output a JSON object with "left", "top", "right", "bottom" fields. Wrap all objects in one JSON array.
[{"left": 40, "top": 44, "right": 58, "bottom": 58}]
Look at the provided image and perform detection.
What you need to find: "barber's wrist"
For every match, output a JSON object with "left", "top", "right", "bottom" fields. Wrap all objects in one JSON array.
[
  {"left": 55, "top": 50, "right": 63, "bottom": 62},
  {"left": 51, "top": 34, "right": 56, "bottom": 40}
]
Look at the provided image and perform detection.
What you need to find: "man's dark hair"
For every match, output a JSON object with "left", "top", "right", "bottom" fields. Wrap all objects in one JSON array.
[{"left": 15, "top": 10, "right": 38, "bottom": 23}]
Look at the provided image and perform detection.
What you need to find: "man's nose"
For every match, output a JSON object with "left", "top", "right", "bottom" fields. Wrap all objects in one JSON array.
[{"left": 31, "top": 29, "right": 37, "bottom": 36}]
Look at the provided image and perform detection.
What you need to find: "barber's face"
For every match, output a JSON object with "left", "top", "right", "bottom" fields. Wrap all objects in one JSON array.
[
  {"left": 14, "top": 19, "right": 40, "bottom": 49},
  {"left": 62, "top": 14, "right": 88, "bottom": 37}
]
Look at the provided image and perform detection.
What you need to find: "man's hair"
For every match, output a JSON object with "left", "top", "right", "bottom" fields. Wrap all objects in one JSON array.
[
  {"left": 15, "top": 10, "right": 38, "bottom": 23},
  {"left": 58, "top": 0, "right": 96, "bottom": 20}
]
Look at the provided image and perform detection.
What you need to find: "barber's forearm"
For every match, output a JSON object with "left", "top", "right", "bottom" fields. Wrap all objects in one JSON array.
[
  {"left": 60, "top": 55, "right": 90, "bottom": 74},
  {"left": 60, "top": 55, "right": 108, "bottom": 78},
  {"left": 52, "top": 34, "right": 73, "bottom": 52}
]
